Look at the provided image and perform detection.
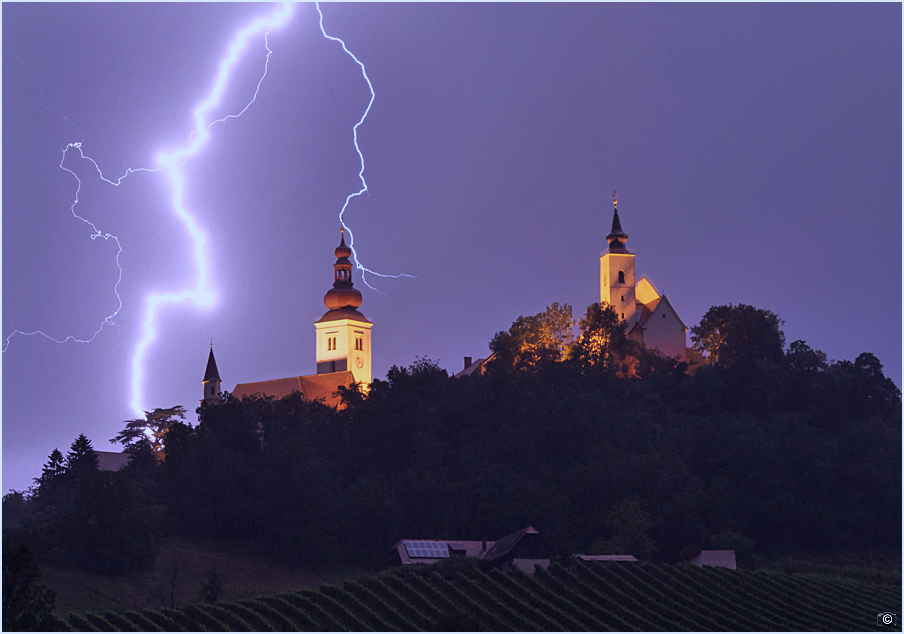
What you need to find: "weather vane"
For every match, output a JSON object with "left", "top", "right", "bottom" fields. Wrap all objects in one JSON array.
[{"left": 613, "top": 191, "right": 617, "bottom": 209}]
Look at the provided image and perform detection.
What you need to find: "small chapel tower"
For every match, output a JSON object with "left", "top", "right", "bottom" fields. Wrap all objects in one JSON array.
[
  {"left": 600, "top": 193, "right": 637, "bottom": 327},
  {"left": 315, "top": 229, "right": 373, "bottom": 386},
  {"left": 202, "top": 343, "right": 221, "bottom": 405}
]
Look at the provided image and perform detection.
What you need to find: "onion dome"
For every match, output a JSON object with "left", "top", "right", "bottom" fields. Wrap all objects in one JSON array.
[
  {"left": 606, "top": 192, "right": 630, "bottom": 254},
  {"left": 323, "top": 229, "right": 363, "bottom": 310}
]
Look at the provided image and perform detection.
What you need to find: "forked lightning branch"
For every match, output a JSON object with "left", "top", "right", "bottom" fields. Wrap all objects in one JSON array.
[{"left": 4, "top": 2, "right": 411, "bottom": 419}]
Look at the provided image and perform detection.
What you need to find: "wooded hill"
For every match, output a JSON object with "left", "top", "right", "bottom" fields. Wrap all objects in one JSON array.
[
  {"left": 57, "top": 559, "right": 904, "bottom": 631},
  {"left": 5, "top": 303, "right": 901, "bottom": 576}
]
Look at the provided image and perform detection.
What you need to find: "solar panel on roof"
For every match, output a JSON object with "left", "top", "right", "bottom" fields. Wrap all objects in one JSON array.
[{"left": 404, "top": 540, "right": 449, "bottom": 558}]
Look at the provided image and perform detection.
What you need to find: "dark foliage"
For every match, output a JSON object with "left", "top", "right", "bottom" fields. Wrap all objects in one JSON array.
[
  {"left": 16, "top": 303, "right": 901, "bottom": 576},
  {"left": 152, "top": 315, "right": 900, "bottom": 568},
  {"left": 17, "top": 434, "right": 164, "bottom": 574},
  {"left": 2, "top": 540, "right": 57, "bottom": 632}
]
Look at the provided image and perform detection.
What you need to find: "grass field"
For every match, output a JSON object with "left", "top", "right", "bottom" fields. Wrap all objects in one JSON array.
[{"left": 40, "top": 537, "right": 327, "bottom": 615}]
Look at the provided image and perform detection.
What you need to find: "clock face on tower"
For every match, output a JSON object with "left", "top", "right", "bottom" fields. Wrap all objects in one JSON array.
[{"left": 354, "top": 354, "right": 364, "bottom": 369}]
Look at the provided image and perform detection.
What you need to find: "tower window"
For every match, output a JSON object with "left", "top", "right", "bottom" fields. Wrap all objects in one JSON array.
[
  {"left": 355, "top": 337, "right": 363, "bottom": 351},
  {"left": 618, "top": 271, "right": 626, "bottom": 284}
]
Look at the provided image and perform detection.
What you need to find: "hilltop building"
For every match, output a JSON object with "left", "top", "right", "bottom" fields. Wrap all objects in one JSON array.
[
  {"left": 201, "top": 345, "right": 221, "bottom": 405},
  {"left": 602, "top": 194, "right": 687, "bottom": 362},
  {"left": 456, "top": 196, "right": 687, "bottom": 378},
  {"left": 205, "top": 230, "right": 372, "bottom": 408}
]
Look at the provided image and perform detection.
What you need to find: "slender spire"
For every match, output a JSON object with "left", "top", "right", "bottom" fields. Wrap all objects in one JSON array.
[
  {"left": 203, "top": 346, "right": 220, "bottom": 382},
  {"left": 606, "top": 190, "right": 629, "bottom": 253}
]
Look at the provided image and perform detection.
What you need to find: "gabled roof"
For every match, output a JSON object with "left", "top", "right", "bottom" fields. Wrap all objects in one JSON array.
[
  {"left": 453, "top": 353, "right": 496, "bottom": 378},
  {"left": 651, "top": 294, "right": 688, "bottom": 331},
  {"left": 232, "top": 371, "right": 355, "bottom": 407},
  {"left": 482, "top": 526, "right": 541, "bottom": 562},
  {"left": 630, "top": 294, "right": 687, "bottom": 334},
  {"left": 634, "top": 277, "right": 661, "bottom": 305}
]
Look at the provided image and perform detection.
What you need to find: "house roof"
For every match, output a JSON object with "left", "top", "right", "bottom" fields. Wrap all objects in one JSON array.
[
  {"left": 482, "top": 526, "right": 541, "bottom": 562},
  {"left": 95, "top": 451, "right": 131, "bottom": 472},
  {"left": 232, "top": 371, "right": 355, "bottom": 407},
  {"left": 691, "top": 549, "right": 737, "bottom": 570},
  {"left": 453, "top": 354, "right": 494, "bottom": 378},
  {"left": 574, "top": 554, "right": 638, "bottom": 562},
  {"left": 629, "top": 294, "right": 687, "bottom": 334},
  {"left": 392, "top": 539, "right": 494, "bottom": 565}
]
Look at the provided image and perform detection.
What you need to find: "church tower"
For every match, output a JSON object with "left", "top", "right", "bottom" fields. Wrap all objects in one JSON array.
[
  {"left": 600, "top": 193, "right": 637, "bottom": 327},
  {"left": 202, "top": 344, "right": 221, "bottom": 405},
  {"left": 315, "top": 229, "right": 373, "bottom": 386}
]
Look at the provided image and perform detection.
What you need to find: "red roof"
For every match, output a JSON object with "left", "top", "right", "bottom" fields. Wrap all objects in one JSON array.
[{"left": 232, "top": 371, "right": 355, "bottom": 407}]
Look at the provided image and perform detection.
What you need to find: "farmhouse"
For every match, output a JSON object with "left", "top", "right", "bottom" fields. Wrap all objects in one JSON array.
[{"left": 391, "top": 526, "right": 557, "bottom": 573}]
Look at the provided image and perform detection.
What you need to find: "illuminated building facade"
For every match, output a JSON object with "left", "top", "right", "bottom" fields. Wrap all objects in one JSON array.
[
  {"left": 208, "top": 230, "right": 371, "bottom": 408},
  {"left": 314, "top": 229, "right": 373, "bottom": 385},
  {"left": 601, "top": 195, "right": 688, "bottom": 362}
]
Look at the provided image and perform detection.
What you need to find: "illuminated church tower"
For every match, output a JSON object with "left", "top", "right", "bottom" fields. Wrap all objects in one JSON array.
[
  {"left": 201, "top": 344, "right": 221, "bottom": 405},
  {"left": 600, "top": 192, "right": 688, "bottom": 362},
  {"left": 600, "top": 193, "right": 637, "bottom": 325},
  {"left": 315, "top": 229, "right": 372, "bottom": 385}
]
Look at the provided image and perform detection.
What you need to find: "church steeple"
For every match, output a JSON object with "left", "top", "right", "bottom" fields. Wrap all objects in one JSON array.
[
  {"left": 323, "top": 229, "right": 363, "bottom": 310},
  {"left": 606, "top": 192, "right": 630, "bottom": 254},
  {"left": 202, "top": 343, "right": 222, "bottom": 405},
  {"left": 315, "top": 229, "right": 373, "bottom": 386},
  {"left": 600, "top": 192, "right": 637, "bottom": 327}
]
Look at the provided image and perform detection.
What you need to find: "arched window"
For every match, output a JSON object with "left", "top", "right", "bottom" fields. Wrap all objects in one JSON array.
[{"left": 618, "top": 270, "right": 626, "bottom": 284}]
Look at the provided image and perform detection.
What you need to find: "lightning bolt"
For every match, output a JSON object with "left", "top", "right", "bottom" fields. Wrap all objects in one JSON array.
[
  {"left": 0, "top": 61, "right": 158, "bottom": 353},
  {"left": 8, "top": 2, "right": 410, "bottom": 422},
  {"left": 129, "top": 2, "right": 292, "bottom": 416},
  {"left": 316, "top": 3, "right": 416, "bottom": 292}
]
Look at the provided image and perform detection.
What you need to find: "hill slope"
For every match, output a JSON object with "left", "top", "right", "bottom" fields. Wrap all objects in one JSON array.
[{"left": 62, "top": 561, "right": 902, "bottom": 631}]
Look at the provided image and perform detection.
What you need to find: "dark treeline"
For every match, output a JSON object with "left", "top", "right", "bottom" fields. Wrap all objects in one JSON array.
[{"left": 5, "top": 303, "right": 901, "bottom": 575}]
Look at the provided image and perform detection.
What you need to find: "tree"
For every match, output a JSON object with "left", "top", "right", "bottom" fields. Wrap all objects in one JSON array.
[
  {"left": 571, "top": 302, "right": 630, "bottom": 372},
  {"left": 2, "top": 540, "right": 57, "bottom": 632},
  {"left": 113, "top": 406, "right": 187, "bottom": 461},
  {"left": 2, "top": 492, "right": 29, "bottom": 529},
  {"left": 490, "top": 303, "right": 575, "bottom": 370},
  {"left": 784, "top": 339, "right": 828, "bottom": 374},
  {"left": 690, "top": 304, "right": 785, "bottom": 368},
  {"left": 34, "top": 448, "right": 66, "bottom": 498},
  {"left": 64, "top": 434, "right": 98, "bottom": 482},
  {"left": 592, "top": 496, "right": 656, "bottom": 561}
]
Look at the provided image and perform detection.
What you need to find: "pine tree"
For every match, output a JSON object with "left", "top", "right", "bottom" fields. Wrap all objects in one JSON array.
[
  {"left": 65, "top": 434, "right": 98, "bottom": 482},
  {"left": 34, "top": 448, "right": 66, "bottom": 497}
]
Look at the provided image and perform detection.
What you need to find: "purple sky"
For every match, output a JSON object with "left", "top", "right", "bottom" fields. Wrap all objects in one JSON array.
[{"left": 3, "top": 3, "right": 901, "bottom": 495}]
